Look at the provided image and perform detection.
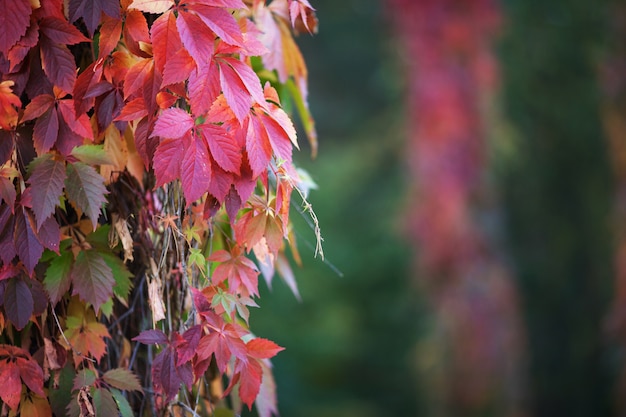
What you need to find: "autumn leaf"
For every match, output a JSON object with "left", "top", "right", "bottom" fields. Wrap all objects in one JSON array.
[
  {"left": 152, "top": 108, "right": 195, "bottom": 139},
  {"left": 70, "top": 250, "right": 115, "bottom": 313},
  {"left": 65, "top": 162, "right": 108, "bottom": 230},
  {"left": 150, "top": 11, "right": 181, "bottom": 75},
  {"left": 152, "top": 346, "right": 193, "bottom": 402},
  {"left": 255, "top": 361, "right": 279, "bottom": 417},
  {"left": 0, "top": 81, "right": 22, "bottom": 130},
  {"left": 64, "top": 298, "right": 110, "bottom": 362},
  {"left": 181, "top": 133, "right": 212, "bottom": 203},
  {"left": 40, "top": 37, "right": 77, "bottom": 93},
  {"left": 188, "top": 2, "right": 245, "bottom": 48},
  {"left": 246, "top": 337, "right": 284, "bottom": 360},
  {"left": 202, "top": 123, "right": 241, "bottom": 174},
  {"left": 3, "top": 277, "right": 33, "bottom": 330},
  {"left": 102, "top": 368, "right": 143, "bottom": 392},
  {"left": 196, "top": 313, "right": 247, "bottom": 372},
  {"left": 238, "top": 358, "right": 263, "bottom": 409},
  {"left": 176, "top": 10, "right": 215, "bottom": 66},
  {"left": 14, "top": 208, "right": 44, "bottom": 275},
  {"left": 32, "top": 106, "right": 59, "bottom": 155},
  {"left": 133, "top": 329, "right": 168, "bottom": 345},
  {"left": 68, "top": 0, "right": 121, "bottom": 35},
  {"left": 0, "top": 345, "right": 44, "bottom": 410},
  {"left": 153, "top": 137, "right": 183, "bottom": 187},
  {"left": 0, "top": 0, "right": 31, "bottom": 55},
  {"left": 39, "top": 17, "right": 91, "bottom": 45},
  {"left": 26, "top": 156, "right": 66, "bottom": 230},
  {"left": 128, "top": 0, "right": 174, "bottom": 14}
]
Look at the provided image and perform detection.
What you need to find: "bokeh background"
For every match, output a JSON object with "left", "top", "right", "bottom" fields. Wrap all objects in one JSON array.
[{"left": 247, "top": 1, "right": 626, "bottom": 416}]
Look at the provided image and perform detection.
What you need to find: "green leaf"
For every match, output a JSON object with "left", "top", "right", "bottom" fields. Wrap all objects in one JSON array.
[
  {"left": 70, "top": 250, "right": 115, "bottom": 313},
  {"left": 71, "top": 144, "right": 114, "bottom": 165},
  {"left": 100, "top": 252, "right": 133, "bottom": 303},
  {"left": 49, "top": 364, "right": 75, "bottom": 417},
  {"left": 103, "top": 368, "right": 142, "bottom": 392},
  {"left": 65, "top": 162, "right": 108, "bottom": 230},
  {"left": 188, "top": 247, "right": 206, "bottom": 272},
  {"left": 72, "top": 368, "right": 97, "bottom": 390},
  {"left": 43, "top": 250, "right": 73, "bottom": 304},
  {"left": 92, "top": 387, "right": 119, "bottom": 417},
  {"left": 110, "top": 388, "right": 134, "bottom": 417}
]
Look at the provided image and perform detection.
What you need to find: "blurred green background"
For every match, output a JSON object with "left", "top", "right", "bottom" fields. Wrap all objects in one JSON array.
[{"left": 246, "top": 1, "right": 622, "bottom": 416}]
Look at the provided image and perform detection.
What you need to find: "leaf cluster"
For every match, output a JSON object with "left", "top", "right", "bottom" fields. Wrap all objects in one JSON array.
[{"left": 0, "top": 0, "right": 319, "bottom": 415}]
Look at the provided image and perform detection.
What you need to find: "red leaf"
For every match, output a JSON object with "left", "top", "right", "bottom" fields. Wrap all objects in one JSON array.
[
  {"left": 133, "top": 329, "right": 168, "bottom": 345},
  {"left": 26, "top": 156, "right": 66, "bottom": 230},
  {"left": 190, "top": 3, "right": 244, "bottom": 48},
  {"left": 220, "top": 57, "right": 266, "bottom": 109},
  {"left": 152, "top": 108, "right": 194, "bottom": 139},
  {"left": 176, "top": 10, "right": 215, "bottom": 66},
  {"left": 0, "top": 177, "right": 16, "bottom": 209},
  {"left": 219, "top": 62, "right": 251, "bottom": 124},
  {"left": 128, "top": 0, "right": 174, "bottom": 14},
  {"left": 210, "top": 249, "right": 260, "bottom": 296},
  {"left": 188, "top": 60, "right": 220, "bottom": 116},
  {"left": 208, "top": 165, "right": 233, "bottom": 202},
  {"left": 22, "top": 94, "right": 55, "bottom": 122},
  {"left": 163, "top": 48, "right": 196, "bottom": 87},
  {"left": 238, "top": 358, "right": 263, "bottom": 409},
  {"left": 246, "top": 337, "right": 284, "bottom": 359},
  {"left": 224, "top": 185, "right": 242, "bottom": 222},
  {"left": 203, "top": 124, "right": 241, "bottom": 174},
  {"left": 134, "top": 116, "right": 158, "bottom": 168},
  {"left": 39, "top": 17, "right": 90, "bottom": 45},
  {"left": 196, "top": 320, "right": 247, "bottom": 373},
  {"left": 98, "top": 15, "right": 123, "bottom": 58},
  {"left": 16, "top": 350, "right": 45, "bottom": 396},
  {"left": 181, "top": 133, "right": 212, "bottom": 203},
  {"left": 58, "top": 99, "right": 93, "bottom": 139},
  {"left": 74, "top": 62, "right": 103, "bottom": 115},
  {"left": 153, "top": 137, "right": 183, "bottom": 187},
  {"left": 70, "top": 250, "right": 115, "bottom": 313},
  {"left": 14, "top": 208, "right": 43, "bottom": 275},
  {"left": 0, "top": 356, "right": 21, "bottom": 410},
  {"left": 40, "top": 37, "right": 77, "bottom": 93},
  {"left": 116, "top": 97, "right": 148, "bottom": 121},
  {"left": 7, "top": 18, "right": 39, "bottom": 71},
  {"left": 4, "top": 277, "right": 33, "bottom": 330},
  {"left": 124, "top": 58, "right": 151, "bottom": 99},
  {"left": 123, "top": 10, "right": 150, "bottom": 57},
  {"left": 65, "top": 162, "right": 108, "bottom": 230},
  {"left": 141, "top": 60, "right": 162, "bottom": 115},
  {"left": 246, "top": 115, "right": 272, "bottom": 177},
  {"left": 174, "top": 325, "right": 202, "bottom": 365},
  {"left": 255, "top": 360, "right": 278, "bottom": 417},
  {"left": 33, "top": 107, "right": 59, "bottom": 155},
  {"left": 151, "top": 11, "right": 182, "bottom": 75},
  {"left": 0, "top": 0, "right": 31, "bottom": 55}
]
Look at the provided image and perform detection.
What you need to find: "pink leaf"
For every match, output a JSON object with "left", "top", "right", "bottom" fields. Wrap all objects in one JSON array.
[
  {"left": 152, "top": 108, "right": 194, "bottom": 139},
  {"left": 203, "top": 124, "right": 241, "bottom": 174},
  {"left": 181, "top": 133, "right": 211, "bottom": 203}
]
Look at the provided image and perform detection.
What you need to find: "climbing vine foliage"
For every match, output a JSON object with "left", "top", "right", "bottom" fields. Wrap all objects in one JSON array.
[{"left": 0, "top": 0, "right": 319, "bottom": 415}]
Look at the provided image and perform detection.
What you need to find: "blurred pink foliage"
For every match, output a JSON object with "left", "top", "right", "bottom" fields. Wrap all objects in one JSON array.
[{"left": 389, "top": 0, "right": 527, "bottom": 415}]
